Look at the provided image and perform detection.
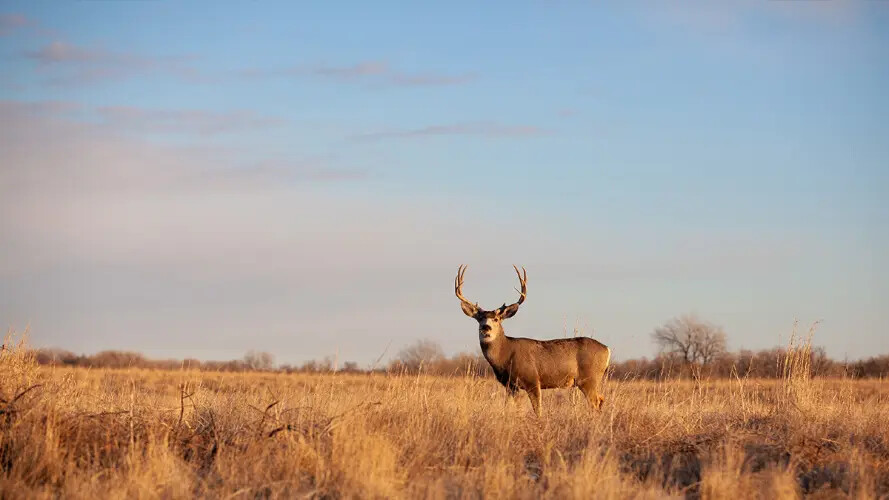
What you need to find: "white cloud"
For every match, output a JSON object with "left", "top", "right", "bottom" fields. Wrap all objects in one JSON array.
[
  {"left": 352, "top": 122, "right": 549, "bottom": 141},
  {"left": 23, "top": 41, "right": 202, "bottom": 85},
  {"left": 240, "top": 60, "right": 477, "bottom": 87},
  {"left": 95, "top": 106, "right": 287, "bottom": 135},
  {"left": 0, "top": 13, "right": 28, "bottom": 36}
]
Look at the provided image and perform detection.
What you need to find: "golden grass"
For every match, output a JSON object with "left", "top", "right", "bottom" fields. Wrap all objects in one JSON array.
[
  {"left": 780, "top": 320, "right": 820, "bottom": 406},
  {"left": 2, "top": 331, "right": 889, "bottom": 499}
]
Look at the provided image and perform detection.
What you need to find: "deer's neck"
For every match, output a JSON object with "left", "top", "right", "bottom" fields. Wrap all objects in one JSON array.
[{"left": 480, "top": 333, "right": 512, "bottom": 374}]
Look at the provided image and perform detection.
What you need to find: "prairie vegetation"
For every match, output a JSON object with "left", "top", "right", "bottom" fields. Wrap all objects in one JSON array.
[{"left": 2, "top": 331, "right": 888, "bottom": 499}]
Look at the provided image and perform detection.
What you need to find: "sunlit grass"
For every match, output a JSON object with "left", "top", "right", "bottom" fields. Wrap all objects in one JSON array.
[{"left": 2, "top": 330, "right": 888, "bottom": 498}]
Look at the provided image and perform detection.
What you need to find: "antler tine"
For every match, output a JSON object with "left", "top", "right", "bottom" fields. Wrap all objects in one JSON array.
[
  {"left": 455, "top": 265, "right": 477, "bottom": 308},
  {"left": 455, "top": 265, "right": 461, "bottom": 291},
  {"left": 512, "top": 265, "right": 527, "bottom": 305}
]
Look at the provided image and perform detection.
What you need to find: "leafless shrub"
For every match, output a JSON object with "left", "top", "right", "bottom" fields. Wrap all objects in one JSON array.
[
  {"left": 391, "top": 339, "right": 445, "bottom": 373},
  {"left": 651, "top": 314, "right": 727, "bottom": 367},
  {"left": 243, "top": 350, "right": 275, "bottom": 371}
]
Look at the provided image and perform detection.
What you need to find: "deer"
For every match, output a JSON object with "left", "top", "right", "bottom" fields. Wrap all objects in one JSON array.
[{"left": 455, "top": 265, "right": 611, "bottom": 417}]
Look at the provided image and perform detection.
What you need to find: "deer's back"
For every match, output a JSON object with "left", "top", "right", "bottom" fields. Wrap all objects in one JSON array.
[{"left": 508, "top": 336, "right": 610, "bottom": 388}]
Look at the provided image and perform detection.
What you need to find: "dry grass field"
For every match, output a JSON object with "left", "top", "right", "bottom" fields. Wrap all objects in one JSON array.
[{"left": 2, "top": 334, "right": 888, "bottom": 499}]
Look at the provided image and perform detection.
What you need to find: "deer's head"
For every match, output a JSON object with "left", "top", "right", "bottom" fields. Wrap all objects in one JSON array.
[{"left": 455, "top": 265, "right": 527, "bottom": 343}]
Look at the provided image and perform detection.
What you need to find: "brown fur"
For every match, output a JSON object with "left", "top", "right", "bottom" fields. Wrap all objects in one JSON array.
[{"left": 456, "top": 266, "right": 611, "bottom": 416}]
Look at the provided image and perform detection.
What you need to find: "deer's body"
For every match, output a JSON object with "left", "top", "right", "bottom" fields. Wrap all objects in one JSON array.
[{"left": 456, "top": 265, "right": 610, "bottom": 416}]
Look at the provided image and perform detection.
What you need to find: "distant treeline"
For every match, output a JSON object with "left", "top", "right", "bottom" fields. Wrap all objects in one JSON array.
[
  {"left": 609, "top": 347, "right": 889, "bottom": 380},
  {"left": 29, "top": 342, "right": 889, "bottom": 379}
]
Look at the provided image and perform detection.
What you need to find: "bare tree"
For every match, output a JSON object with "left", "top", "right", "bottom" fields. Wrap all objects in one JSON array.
[
  {"left": 243, "top": 350, "right": 275, "bottom": 371},
  {"left": 394, "top": 339, "right": 445, "bottom": 372},
  {"left": 651, "top": 314, "right": 727, "bottom": 366},
  {"left": 89, "top": 350, "right": 147, "bottom": 369},
  {"left": 341, "top": 361, "right": 361, "bottom": 373}
]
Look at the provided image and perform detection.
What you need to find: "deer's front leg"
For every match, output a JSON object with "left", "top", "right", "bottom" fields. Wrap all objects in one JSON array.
[
  {"left": 502, "top": 387, "right": 519, "bottom": 408},
  {"left": 527, "top": 383, "right": 542, "bottom": 417}
]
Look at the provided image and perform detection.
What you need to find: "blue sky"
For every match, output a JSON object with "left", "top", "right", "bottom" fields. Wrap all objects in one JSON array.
[{"left": 1, "top": 1, "right": 887, "bottom": 364}]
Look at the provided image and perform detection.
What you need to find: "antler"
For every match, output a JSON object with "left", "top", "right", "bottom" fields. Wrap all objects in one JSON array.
[
  {"left": 510, "top": 265, "right": 527, "bottom": 306},
  {"left": 455, "top": 265, "right": 478, "bottom": 310}
]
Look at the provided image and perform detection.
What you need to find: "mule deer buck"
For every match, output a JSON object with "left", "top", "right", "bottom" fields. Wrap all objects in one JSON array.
[{"left": 455, "top": 265, "right": 610, "bottom": 417}]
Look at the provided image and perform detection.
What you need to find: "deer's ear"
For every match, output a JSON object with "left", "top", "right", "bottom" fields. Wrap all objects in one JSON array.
[
  {"left": 499, "top": 303, "right": 520, "bottom": 319},
  {"left": 460, "top": 301, "right": 479, "bottom": 318}
]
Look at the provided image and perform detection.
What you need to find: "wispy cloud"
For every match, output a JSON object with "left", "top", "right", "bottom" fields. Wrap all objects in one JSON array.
[
  {"left": 26, "top": 41, "right": 106, "bottom": 63},
  {"left": 23, "top": 41, "right": 202, "bottom": 85},
  {"left": 0, "top": 12, "right": 58, "bottom": 37},
  {"left": 313, "top": 61, "right": 389, "bottom": 79},
  {"left": 352, "top": 122, "right": 548, "bottom": 141},
  {"left": 241, "top": 60, "right": 476, "bottom": 87},
  {"left": 0, "top": 99, "right": 364, "bottom": 197},
  {"left": 194, "top": 160, "right": 369, "bottom": 187},
  {"left": 20, "top": 38, "right": 473, "bottom": 88},
  {"left": 0, "top": 13, "right": 28, "bottom": 36},
  {"left": 95, "top": 106, "right": 287, "bottom": 135},
  {"left": 0, "top": 99, "right": 82, "bottom": 116},
  {"left": 387, "top": 71, "right": 477, "bottom": 86}
]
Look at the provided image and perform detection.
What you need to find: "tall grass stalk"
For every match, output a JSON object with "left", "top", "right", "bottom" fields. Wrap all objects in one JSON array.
[{"left": 779, "top": 320, "right": 821, "bottom": 405}]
